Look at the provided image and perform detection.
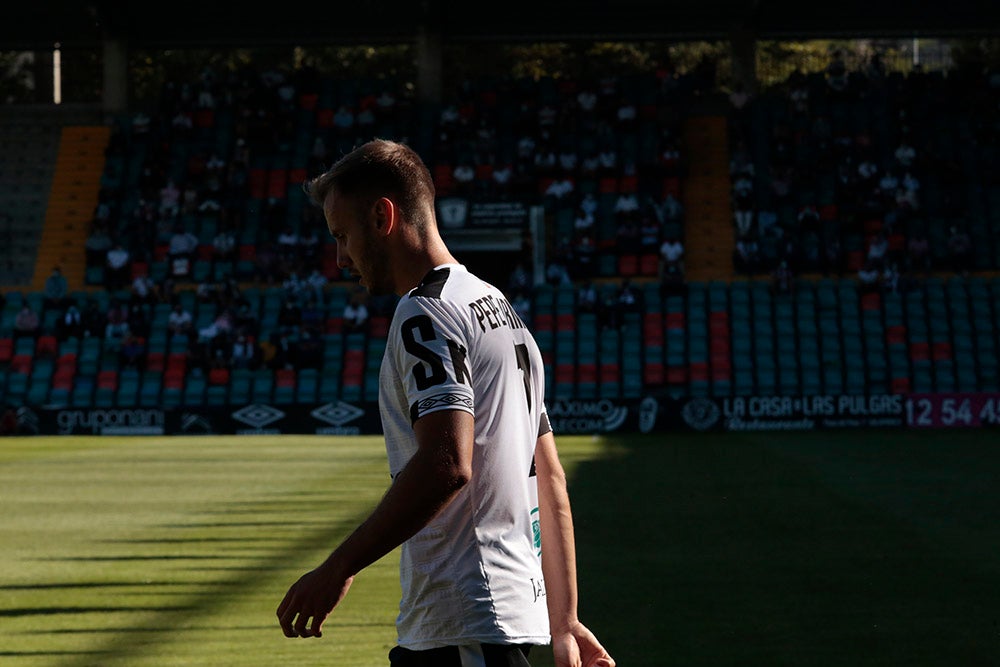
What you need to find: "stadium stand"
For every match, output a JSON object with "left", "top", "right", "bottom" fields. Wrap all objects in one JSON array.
[{"left": 2, "top": 48, "right": 1000, "bottom": 427}]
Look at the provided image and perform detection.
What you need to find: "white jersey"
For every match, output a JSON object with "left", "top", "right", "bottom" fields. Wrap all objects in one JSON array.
[{"left": 379, "top": 263, "right": 552, "bottom": 650}]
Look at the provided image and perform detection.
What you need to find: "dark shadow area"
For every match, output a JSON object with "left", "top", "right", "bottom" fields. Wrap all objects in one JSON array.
[{"left": 559, "top": 431, "right": 1000, "bottom": 667}]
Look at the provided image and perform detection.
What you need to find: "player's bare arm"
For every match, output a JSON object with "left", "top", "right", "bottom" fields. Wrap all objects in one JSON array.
[
  {"left": 535, "top": 431, "right": 616, "bottom": 667},
  {"left": 277, "top": 409, "right": 475, "bottom": 639}
]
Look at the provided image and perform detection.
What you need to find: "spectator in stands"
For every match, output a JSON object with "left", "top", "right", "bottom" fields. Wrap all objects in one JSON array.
[
  {"left": 85, "top": 227, "right": 112, "bottom": 272},
  {"left": 298, "top": 226, "right": 321, "bottom": 271},
  {"left": 305, "top": 267, "right": 329, "bottom": 305},
  {"left": 577, "top": 280, "right": 598, "bottom": 313},
  {"left": 13, "top": 304, "right": 40, "bottom": 341},
  {"left": 167, "top": 302, "right": 193, "bottom": 338},
  {"left": 452, "top": 162, "right": 476, "bottom": 195},
  {"left": 947, "top": 225, "right": 974, "bottom": 274},
  {"left": 613, "top": 190, "right": 640, "bottom": 222},
  {"left": 167, "top": 224, "right": 199, "bottom": 278},
  {"left": 300, "top": 296, "right": 325, "bottom": 332},
  {"left": 510, "top": 290, "right": 532, "bottom": 325},
  {"left": 277, "top": 224, "right": 300, "bottom": 268},
  {"left": 332, "top": 104, "right": 355, "bottom": 137},
  {"left": 617, "top": 278, "right": 642, "bottom": 316},
  {"left": 130, "top": 272, "right": 156, "bottom": 306},
  {"left": 159, "top": 178, "right": 182, "bottom": 219},
  {"left": 858, "top": 258, "right": 881, "bottom": 293},
  {"left": 894, "top": 137, "right": 917, "bottom": 171},
  {"left": 659, "top": 233, "right": 685, "bottom": 278},
  {"left": 734, "top": 202, "right": 755, "bottom": 239},
  {"left": 127, "top": 302, "right": 150, "bottom": 339},
  {"left": 822, "top": 234, "right": 843, "bottom": 276},
  {"left": 734, "top": 234, "right": 762, "bottom": 275},
  {"left": 296, "top": 329, "right": 323, "bottom": 370},
  {"left": 342, "top": 289, "right": 370, "bottom": 334},
  {"left": 771, "top": 260, "right": 795, "bottom": 296},
  {"left": 650, "top": 191, "right": 683, "bottom": 227},
  {"left": 797, "top": 203, "right": 821, "bottom": 236},
  {"left": 81, "top": 299, "right": 106, "bottom": 339},
  {"left": 254, "top": 241, "right": 281, "bottom": 285},
  {"left": 615, "top": 215, "right": 641, "bottom": 255},
  {"left": 866, "top": 230, "right": 890, "bottom": 270},
  {"left": 597, "top": 289, "right": 621, "bottom": 331},
  {"left": 278, "top": 297, "right": 303, "bottom": 332},
  {"left": 43, "top": 266, "right": 71, "bottom": 311},
  {"left": 120, "top": 330, "right": 147, "bottom": 370},
  {"left": 508, "top": 262, "right": 531, "bottom": 295},
  {"left": 545, "top": 259, "right": 572, "bottom": 287},
  {"left": 906, "top": 229, "right": 932, "bottom": 274},
  {"left": 573, "top": 205, "right": 595, "bottom": 237},
  {"left": 57, "top": 304, "right": 83, "bottom": 342},
  {"left": 105, "top": 299, "right": 130, "bottom": 340},
  {"left": 268, "top": 331, "right": 295, "bottom": 370},
  {"left": 881, "top": 261, "right": 904, "bottom": 294},
  {"left": 638, "top": 214, "right": 661, "bottom": 254},
  {"left": 230, "top": 333, "right": 257, "bottom": 370},
  {"left": 490, "top": 160, "right": 514, "bottom": 196},
  {"left": 544, "top": 172, "right": 575, "bottom": 201},
  {"left": 212, "top": 226, "right": 237, "bottom": 263},
  {"left": 283, "top": 271, "right": 307, "bottom": 304},
  {"left": 570, "top": 234, "right": 597, "bottom": 281},
  {"left": 105, "top": 242, "right": 131, "bottom": 291}
]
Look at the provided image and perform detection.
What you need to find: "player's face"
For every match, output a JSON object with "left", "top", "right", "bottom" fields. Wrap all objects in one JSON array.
[{"left": 325, "top": 192, "right": 393, "bottom": 295}]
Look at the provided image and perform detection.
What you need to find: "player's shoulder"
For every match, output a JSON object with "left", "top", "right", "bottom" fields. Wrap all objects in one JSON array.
[{"left": 405, "top": 264, "right": 488, "bottom": 304}]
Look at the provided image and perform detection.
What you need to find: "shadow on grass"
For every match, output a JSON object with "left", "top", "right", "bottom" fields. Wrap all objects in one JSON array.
[{"left": 562, "top": 431, "right": 1000, "bottom": 667}]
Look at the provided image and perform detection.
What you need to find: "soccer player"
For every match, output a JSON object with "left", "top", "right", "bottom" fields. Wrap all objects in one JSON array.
[{"left": 276, "top": 139, "right": 615, "bottom": 667}]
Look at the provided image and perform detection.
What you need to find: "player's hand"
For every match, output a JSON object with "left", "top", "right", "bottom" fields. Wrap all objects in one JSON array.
[
  {"left": 551, "top": 620, "right": 615, "bottom": 667},
  {"left": 276, "top": 562, "right": 354, "bottom": 638}
]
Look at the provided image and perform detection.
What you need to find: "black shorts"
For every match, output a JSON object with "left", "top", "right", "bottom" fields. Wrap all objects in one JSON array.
[{"left": 388, "top": 643, "right": 533, "bottom": 667}]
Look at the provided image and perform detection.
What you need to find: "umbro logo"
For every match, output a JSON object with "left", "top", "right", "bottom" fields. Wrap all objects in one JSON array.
[{"left": 232, "top": 404, "right": 285, "bottom": 428}]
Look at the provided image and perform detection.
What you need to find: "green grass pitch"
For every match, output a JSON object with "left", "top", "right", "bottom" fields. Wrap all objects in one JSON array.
[{"left": 1, "top": 429, "right": 999, "bottom": 666}]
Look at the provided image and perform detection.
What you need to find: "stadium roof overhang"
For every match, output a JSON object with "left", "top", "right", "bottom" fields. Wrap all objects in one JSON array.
[{"left": 0, "top": 0, "right": 989, "bottom": 51}]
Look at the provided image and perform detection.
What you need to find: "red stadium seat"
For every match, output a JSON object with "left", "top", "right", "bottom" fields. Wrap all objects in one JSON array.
[
  {"left": 666, "top": 366, "right": 687, "bottom": 384},
  {"left": 665, "top": 312, "right": 685, "bottom": 330},
  {"left": 97, "top": 370, "right": 118, "bottom": 390},
  {"left": 639, "top": 253, "right": 659, "bottom": 276},
  {"left": 909, "top": 341, "right": 930, "bottom": 361},
  {"left": 643, "top": 362, "right": 664, "bottom": 384},
  {"left": 886, "top": 325, "right": 907, "bottom": 345},
  {"left": 932, "top": 342, "right": 952, "bottom": 361},
  {"left": 599, "top": 363, "right": 619, "bottom": 383},
  {"left": 209, "top": 367, "right": 230, "bottom": 385},
  {"left": 164, "top": 367, "right": 185, "bottom": 389},
  {"left": 36, "top": 335, "right": 58, "bottom": 358},
  {"left": 0, "top": 338, "right": 12, "bottom": 363},
  {"left": 145, "top": 352, "right": 164, "bottom": 372},
  {"left": 10, "top": 353, "right": 32, "bottom": 375},
  {"left": 369, "top": 316, "right": 390, "bottom": 338},
  {"left": 618, "top": 254, "right": 638, "bottom": 276},
  {"left": 556, "top": 313, "right": 575, "bottom": 331},
  {"left": 689, "top": 362, "right": 709, "bottom": 382}
]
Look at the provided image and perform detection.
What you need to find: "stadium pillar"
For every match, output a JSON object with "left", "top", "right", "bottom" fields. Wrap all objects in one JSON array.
[
  {"left": 415, "top": 26, "right": 443, "bottom": 106},
  {"left": 31, "top": 49, "right": 54, "bottom": 103},
  {"left": 102, "top": 39, "right": 128, "bottom": 118},
  {"left": 729, "top": 26, "right": 758, "bottom": 96}
]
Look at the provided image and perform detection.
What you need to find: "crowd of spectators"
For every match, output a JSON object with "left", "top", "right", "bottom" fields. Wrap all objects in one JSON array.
[
  {"left": 727, "top": 51, "right": 1000, "bottom": 295},
  {"left": 50, "top": 53, "right": 1000, "bottom": 395}
]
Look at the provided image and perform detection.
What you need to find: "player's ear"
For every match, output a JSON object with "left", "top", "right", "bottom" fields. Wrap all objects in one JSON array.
[{"left": 373, "top": 197, "right": 396, "bottom": 236}]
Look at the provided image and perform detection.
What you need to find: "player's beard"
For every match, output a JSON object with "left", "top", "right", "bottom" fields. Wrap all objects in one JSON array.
[{"left": 356, "top": 222, "right": 393, "bottom": 296}]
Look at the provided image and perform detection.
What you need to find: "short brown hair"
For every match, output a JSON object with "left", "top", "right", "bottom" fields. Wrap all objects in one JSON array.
[{"left": 304, "top": 139, "right": 436, "bottom": 230}]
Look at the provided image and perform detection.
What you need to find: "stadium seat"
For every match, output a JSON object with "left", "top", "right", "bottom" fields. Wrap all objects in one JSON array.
[{"left": 208, "top": 367, "right": 230, "bottom": 385}]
